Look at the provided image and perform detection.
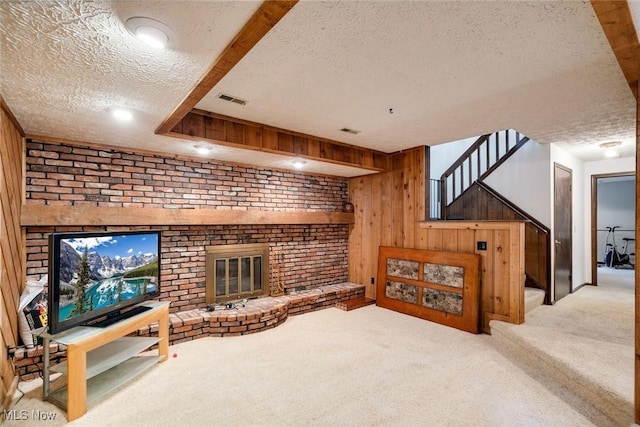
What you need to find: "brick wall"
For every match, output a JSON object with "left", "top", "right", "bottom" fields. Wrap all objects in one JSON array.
[
  {"left": 24, "top": 140, "right": 350, "bottom": 313},
  {"left": 26, "top": 141, "right": 347, "bottom": 210}
]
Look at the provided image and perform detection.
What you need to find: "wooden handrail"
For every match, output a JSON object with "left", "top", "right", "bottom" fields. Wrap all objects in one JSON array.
[
  {"left": 441, "top": 134, "right": 490, "bottom": 179},
  {"left": 439, "top": 130, "right": 530, "bottom": 210}
]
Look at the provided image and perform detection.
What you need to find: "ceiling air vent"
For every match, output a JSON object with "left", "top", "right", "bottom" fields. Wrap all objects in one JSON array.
[
  {"left": 340, "top": 128, "right": 361, "bottom": 135},
  {"left": 217, "top": 93, "right": 247, "bottom": 106}
]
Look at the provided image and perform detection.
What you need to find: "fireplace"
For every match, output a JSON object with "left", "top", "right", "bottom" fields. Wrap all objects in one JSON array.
[{"left": 205, "top": 243, "right": 270, "bottom": 304}]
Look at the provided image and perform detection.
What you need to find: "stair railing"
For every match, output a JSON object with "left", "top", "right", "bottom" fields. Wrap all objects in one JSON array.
[{"left": 439, "top": 130, "right": 530, "bottom": 216}]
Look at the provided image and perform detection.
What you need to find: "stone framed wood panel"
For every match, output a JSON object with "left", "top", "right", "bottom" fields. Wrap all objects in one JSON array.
[{"left": 376, "top": 246, "right": 481, "bottom": 333}]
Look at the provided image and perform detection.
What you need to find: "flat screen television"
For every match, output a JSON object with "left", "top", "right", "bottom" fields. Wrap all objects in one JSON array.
[{"left": 48, "top": 229, "right": 161, "bottom": 335}]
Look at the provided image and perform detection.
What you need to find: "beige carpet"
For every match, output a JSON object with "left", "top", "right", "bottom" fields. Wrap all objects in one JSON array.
[
  {"left": 491, "top": 267, "right": 635, "bottom": 426},
  {"left": 6, "top": 304, "right": 605, "bottom": 427}
]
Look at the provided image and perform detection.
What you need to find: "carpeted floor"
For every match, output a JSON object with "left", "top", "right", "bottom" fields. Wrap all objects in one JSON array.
[
  {"left": 491, "top": 267, "right": 635, "bottom": 426},
  {"left": 6, "top": 301, "right": 616, "bottom": 427}
]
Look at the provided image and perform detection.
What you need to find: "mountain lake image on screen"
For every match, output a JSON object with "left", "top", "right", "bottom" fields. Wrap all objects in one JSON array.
[{"left": 48, "top": 230, "right": 161, "bottom": 333}]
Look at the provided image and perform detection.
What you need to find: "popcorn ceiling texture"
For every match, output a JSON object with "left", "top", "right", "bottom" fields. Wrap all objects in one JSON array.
[
  {"left": 200, "top": 0, "right": 636, "bottom": 159},
  {"left": 24, "top": 140, "right": 350, "bottom": 313},
  {"left": 1, "top": 0, "right": 636, "bottom": 174}
]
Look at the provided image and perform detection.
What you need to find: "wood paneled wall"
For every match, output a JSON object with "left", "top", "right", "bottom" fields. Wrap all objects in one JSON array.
[
  {"left": 417, "top": 221, "right": 525, "bottom": 332},
  {"left": 348, "top": 147, "right": 427, "bottom": 297},
  {"left": 447, "top": 182, "right": 550, "bottom": 302},
  {"left": 170, "top": 110, "right": 390, "bottom": 172},
  {"left": 348, "top": 146, "right": 525, "bottom": 332},
  {"left": 0, "top": 98, "right": 25, "bottom": 408}
]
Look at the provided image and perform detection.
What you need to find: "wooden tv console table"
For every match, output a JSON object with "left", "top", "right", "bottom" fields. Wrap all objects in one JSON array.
[{"left": 40, "top": 301, "right": 169, "bottom": 421}]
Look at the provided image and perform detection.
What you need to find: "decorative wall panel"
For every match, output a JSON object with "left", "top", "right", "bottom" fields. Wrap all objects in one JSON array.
[
  {"left": 377, "top": 246, "right": 480, "bottom": 333},
  {"left": 422, "top": 288, "right": 462, "bottom": 315},
  {"left": 387, "top": 259, "right": 419, "bottom": 280},
  {"left": 385, "top": 281, "right": 418, "bottom": 304},
  {"left": 423, "top": 263, "right": 463, "bottom": 288}
]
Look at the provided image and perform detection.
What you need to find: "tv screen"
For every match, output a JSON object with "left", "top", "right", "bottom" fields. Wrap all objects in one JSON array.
[{"left": 48, "top": 230, "right": 161, "bottom": 334}]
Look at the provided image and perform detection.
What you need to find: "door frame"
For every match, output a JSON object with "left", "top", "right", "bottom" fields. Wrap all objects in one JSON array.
[
  {"left": 590, "top": 171, "right": 636, "bottom": 286},
  {"left": 553, "top": 163, "right": 572, "bottom": 302}
]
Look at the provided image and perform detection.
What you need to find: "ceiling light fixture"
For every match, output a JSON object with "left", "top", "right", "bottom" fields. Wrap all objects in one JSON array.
[
  {"left": 604, "top": 149, "right": 620, "bottom": 159},
  {"left": 125, "top": 17, "right": 173, "bottom": 49},
  {"left": 292, "top": 159, "right": 306, "bottom": 169},
  {"left": 599, "top": 141, "right": 622, "bottom": 159},
  {"left": 195, "top": 144, "right": 212, "bottom": 155},
  {"left": 111, "top": 108, "right": 133, "bottom": 121}
]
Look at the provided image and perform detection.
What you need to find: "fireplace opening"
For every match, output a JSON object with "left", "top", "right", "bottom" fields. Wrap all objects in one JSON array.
[{"left": 205, "top": 243, "right": 270, "bottom": 304}]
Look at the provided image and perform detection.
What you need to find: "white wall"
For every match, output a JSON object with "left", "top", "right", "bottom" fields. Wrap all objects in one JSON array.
[
  {"left": 583, "top": 156, "right": 636, "bottom": 282},
  {"left": 430, "top": 135, "right": 635, "bottom": 296},
  {"left": 429, "top": 137, "right": 476, "bottom": 180},
  {"left": 550, "top": 145, "right": 586, "bottom": 294},
  {"left": 484, "top": 140, "right": 552, "bottom": 227}
]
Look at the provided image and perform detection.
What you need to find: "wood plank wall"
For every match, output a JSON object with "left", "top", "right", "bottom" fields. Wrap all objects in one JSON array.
[
  {"left": 348, "top": 147, "right": 427, "bottom": 297},
  {"left": 418, "top": 221, "right": 525, "bottom": 332},
  {"left": 0, "top": 98, "right": 25, "bottom": 409},
  {"left": 447, "top": 182, "right": 550, "bottom": 302},
  {"left": 170, "top": 110, "right": 390, "bottom": 172},
  {"left": 348, "top": 146, "right": 525, "bottom": 332}
]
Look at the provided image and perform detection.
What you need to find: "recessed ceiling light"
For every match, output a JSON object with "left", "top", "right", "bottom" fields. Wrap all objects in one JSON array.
[
  {"left": 125, "top": 17, "right": 173, "bottom": 49},
  {"left": 292, "top": 159, "right": 306, "bottom": 169},
  {"left": 112, "top": 108, "right": 133, "bottom": 121},
  {"left": 195, "top": 144, "right": 212, "bottom": 155}
]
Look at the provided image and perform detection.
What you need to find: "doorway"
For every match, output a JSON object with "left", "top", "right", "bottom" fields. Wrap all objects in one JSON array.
[
  {"left": 554, "top": 163, "right": 572, "bottom": 302},
  {"left": 591, "top": 172, "right": 635, "bottom": 287}
]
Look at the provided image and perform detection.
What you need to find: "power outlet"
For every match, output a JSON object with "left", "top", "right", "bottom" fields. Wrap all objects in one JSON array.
[
  {"left": 371, "top": 277, "right": 375, "bottom": 284},
  {"left": 477, "top": 241, "right": 487, "bottom": 251}
]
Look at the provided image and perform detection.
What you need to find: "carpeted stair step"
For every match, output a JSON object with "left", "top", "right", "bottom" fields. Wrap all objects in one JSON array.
[
  {"left": 524, "top": 287, "right": 545, "bottom": 314},
  {"left": 335, "top": 297, "right": 376, "bottom": 311},
  {"left": 489, "top": 319, "right": 633, "bottom": 426}
]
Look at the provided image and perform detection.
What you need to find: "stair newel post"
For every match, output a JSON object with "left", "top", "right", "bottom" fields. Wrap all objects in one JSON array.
[{"left": 440, "top": 178, "right": 447, "bottom": 220}]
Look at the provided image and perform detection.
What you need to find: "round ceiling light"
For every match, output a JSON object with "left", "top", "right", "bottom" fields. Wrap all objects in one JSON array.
[
  {"left": 604, "top": 149, "right": 620, "bottom": 158},
  {"left": 111, "top": 108, "right": 133, "bottom": 121},
  {"left": 125, "top": 17, "right": 172, "bottom": 49},
  {"left": 195, "top": 144, "right": 212, "bottom": 155},
  {"left": 599, "top": 141, "right": 622, "bottom": 159},
  {"left": 292, "top": 159, "right": 306, "bottom": 169}
]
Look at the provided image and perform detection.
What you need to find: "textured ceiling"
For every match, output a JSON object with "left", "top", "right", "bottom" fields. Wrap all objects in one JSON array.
[{"left": 1, "top": 1, "right": 637, "bottom": 178}]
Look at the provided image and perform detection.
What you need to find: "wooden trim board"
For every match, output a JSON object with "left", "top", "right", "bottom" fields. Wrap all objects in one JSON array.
[
  {"left": 155, "top": 1, "right": 299, "bottom": 134},
  {"left": 21, "top": 205, "right": 354, "bottom": 227}
]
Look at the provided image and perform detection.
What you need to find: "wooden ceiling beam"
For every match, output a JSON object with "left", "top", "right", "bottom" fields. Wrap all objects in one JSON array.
[
  {"left": 168, "top": 110, "right": 390, "bottom": 172},
  {"left": 591, "top": 0, "right": 640, "bottom": 99},
  {"left": 155, "top": 0, "right": 298, "bottom": 135}
]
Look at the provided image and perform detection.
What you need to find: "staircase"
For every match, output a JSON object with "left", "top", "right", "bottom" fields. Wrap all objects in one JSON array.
[
  {"left": 434, "top": 130, "right": 551, "bottom": 304},
  {"left": 440, "top": 129, "right": 529, "bottom": 212}
]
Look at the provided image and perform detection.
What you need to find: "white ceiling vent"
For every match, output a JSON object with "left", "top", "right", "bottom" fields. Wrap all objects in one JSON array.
[
  {"left": 340, "top": 128, "right": 361, "bottom": 135},
  {"left": 217, "top": 93, "right": 247, "bottom": 105}
]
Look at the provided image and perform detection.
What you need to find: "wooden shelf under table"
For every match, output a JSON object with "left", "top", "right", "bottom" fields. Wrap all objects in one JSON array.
[{"left": 40, "top": 301, "right": 169, "bottom": 421}]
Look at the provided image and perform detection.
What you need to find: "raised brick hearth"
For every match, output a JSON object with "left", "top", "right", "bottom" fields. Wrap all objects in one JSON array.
[{"left": 13, "top": 283, "right": 364, "bottom": 381}]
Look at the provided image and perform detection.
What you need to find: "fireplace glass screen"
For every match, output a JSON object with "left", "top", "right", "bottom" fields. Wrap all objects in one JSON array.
[
  {"left": 206, "top": 243, "right": 269, "bottom": 303},
  {"left": 215, "top": 256, "right": 263, "bottom": 298}
]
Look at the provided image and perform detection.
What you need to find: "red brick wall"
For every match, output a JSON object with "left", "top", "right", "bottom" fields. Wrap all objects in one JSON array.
[
  {"left": 24, "top": 140, "right": 349, "bottom": 312},
  {"left": 26, "top": 141, "right": 347, "bottom": 210}
]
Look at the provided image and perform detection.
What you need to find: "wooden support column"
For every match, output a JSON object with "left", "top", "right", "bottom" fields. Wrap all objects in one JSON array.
[{"left": 634, "top": 82, "right": 640, "bottom": 424}]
